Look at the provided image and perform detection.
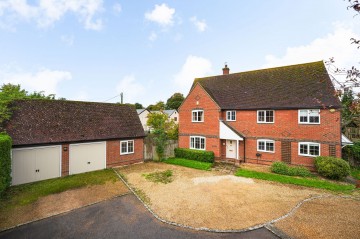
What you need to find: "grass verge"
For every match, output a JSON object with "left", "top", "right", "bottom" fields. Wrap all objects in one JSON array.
[
  {"left": 235, "top": 168, "right": 355, "bottom": 192},
  {"left": 163, "top": 158, "right": 213, "bottom": 171},
  {"left": 142, "top": 170, "right": 173, "bottom": 184},
  {"left": 0, "top": 169, "right": 118, "bottom": 209}
]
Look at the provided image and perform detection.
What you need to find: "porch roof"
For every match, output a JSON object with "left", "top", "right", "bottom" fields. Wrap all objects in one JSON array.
[{"left": 219, "top": 121, "right": 244, "bottom": 141}]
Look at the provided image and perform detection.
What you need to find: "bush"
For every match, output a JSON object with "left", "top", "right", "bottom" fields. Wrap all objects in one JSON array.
[
  {"left": 0, "top": 133, "right": 12, "bottom": 197},
  {"left": 315, "top": 156, "right": 350, "bottom": 180},
  {"left": 271, "top": 161, "right": 312, "bottom": 177},
  {"left": 174, "top": 148, "right": 214, "bottom": 163}
]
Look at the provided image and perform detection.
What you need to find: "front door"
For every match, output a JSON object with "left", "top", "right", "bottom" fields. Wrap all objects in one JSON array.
[{"left": 226, "top": 140, "right": 236, "bottom": 159}]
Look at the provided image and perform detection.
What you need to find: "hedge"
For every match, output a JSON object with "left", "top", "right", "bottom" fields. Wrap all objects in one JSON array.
[
  {"left": 271, "top": 162, "right": 312, "bottom": 177},
  {"left": 0, "top": 133, "right": 12, "bottom": 197},
  {"left": 174, "top": 148, "right": 214, "bottom": 163},
  {"left": 315, "top": 156, "right": 350, "bottom": 180}
]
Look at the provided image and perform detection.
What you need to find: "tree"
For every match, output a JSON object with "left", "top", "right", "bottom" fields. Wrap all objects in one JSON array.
[
  {"left": 147, "top": 101, "right": 165, "bottom": 111},
  {"left": 341, "top": 88, "right": 354, "bottom": 127},
  {"left": 165, "top": 93, "right": 184, "bottom": 110},
  {"left": 135, "top": 102, "right": 143, "bottom": 109},
  {"left": 147, "top": 112, "right": 178, "bottom": 160}
]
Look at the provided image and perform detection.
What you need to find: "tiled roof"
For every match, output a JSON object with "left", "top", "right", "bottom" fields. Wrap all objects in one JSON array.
[
  {"left": 136, "top": 109, "right": 149, "bottom": 114},
  {"left": 5, "top": 100, "right": 145, "bottom": 146},
  {"left": 194, "top": 61, "right": 341, "bottom": 110}
]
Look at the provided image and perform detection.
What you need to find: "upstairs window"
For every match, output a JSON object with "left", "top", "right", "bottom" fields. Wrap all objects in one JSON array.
[
  {"left": 299, "top": 109, "right": 320, "bottom": 124},
  {"left": 190, "top": 136, "right": 205, "bottom": 150},
  {"left": 257, "top": 139, "right": 275, "bottom": 153},
  {"left": 257, "top": 110, "right": 274, "bottom": 123},
  {"left": 226, "top": 111, "right": 236, "bottom": 121},
  {"left": 120, "top": 140, "right": 134, "bottom": 155},
  {"left": 192, "top": 110, "right": 204, "bottom": 122},
  {"left": 299, "top": 142, "right": 320, "bottom": 157}
]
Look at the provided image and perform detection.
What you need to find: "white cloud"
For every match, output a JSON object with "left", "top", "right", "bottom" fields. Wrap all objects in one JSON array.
[
  {"left": 0, "top": 66, "right": 71, "bottom": 95},
  {"left": 61, "top": 35, "right": 74, "bottom": 46},
  {"left": 148, "top": 31, "right": 157, "bottom": 41},
  {"left": 145, "top": 3, "right": 175, "bottom": 27},
  {"left": 73, "top": 90, "right": 89, "bottom": 101},
  {"left": 263, "top": 22, "right": 360, "bottom": 70},
  {"left": 113, "top": 2, "right": 122, "bottom": 14},
  {"left": 116, "top": 75, "right": 145, "bottom": 104},
  {"left": 0, "top": 0, "right": 104, "bottom": 30},
  {"left": 190, "top": 16, "right": 207, "bottom": 32},
  {"left": 174, "top": 55, "right": 213, "bottom": 93}
]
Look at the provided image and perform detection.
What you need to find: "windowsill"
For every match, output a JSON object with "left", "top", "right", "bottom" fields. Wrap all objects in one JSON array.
[
  {"left": 298, "top": 154, "right": 319, "bottom": 157},
  {"left": 257, "top": 150, "right": 275, "bottom": 153},
  {"left": 120, "top": 152, "right": 134, "bottom": 155},
  {"left": 298, "top": 123, "right": 320, "bottom": 125},
  {"left": 226, "top": 120, "right": 236, "bottom": 122},
  {"left": 192, "top": 121, "right": 204, "bottom": 123},
  {"left": 257, "top": 122, "right": 274, "bottom": 124},
  {"left": 190, "top": 148, "right": 205, "bottom": 150}
]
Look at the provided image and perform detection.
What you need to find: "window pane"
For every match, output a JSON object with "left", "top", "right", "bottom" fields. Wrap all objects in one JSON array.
[
  {"left": 190, "top": 137, "right": 194, "bottom": 148},
  {"left": 300, "top": 144, "right": 308, "bottom": 154},
  {"left": 266, "top": 142, "right": 274, "bottom": 151},
  {"left": 258, "top": 141, "right": 265, "bottom": 150},
  {"left": 232, "top": 111, "right": 236, "bottom": 120},
  {"left": 198, "top": 111, "right": 203, "bottom": 121},
  {"left": 121, "top": 142, "right": 127, "bottom": 153},
  {"left": 299, "top": 110, "right": 308, "bottom": 123},
  {"left": 195, "top": 137, "right": 200, "bottom": 149},
  {"left": 192, "top": 112, "right": 196, "bottom": 121},
  {"left": 266, "top": 111, "right": 274, "bottom": 122},
  {"left": 128, "top": 141, "right": 134, "bottom": 153},
  {"left": 200, "top": 138, "right": 205, "bottom": 149},
  {"left": 258, "top": 111, "right": 265, "bottom": 122},
  {"left": 309, "top": 144, "right": 319, "bottom": 156}
]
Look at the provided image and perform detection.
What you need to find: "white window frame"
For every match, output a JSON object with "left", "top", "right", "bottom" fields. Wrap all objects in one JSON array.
[
  {"left": 192, "top": 110, "right": 204, "bottom": 122},
  {"left": 226, "top": 110, "right": 236, "bottom": 121},
  {"left": 120, "top": 140, "right": 134, "bottom": 155},
  {"left": 190, "top": 136, "right": 206, "bottom": 150},
  {"left": 257, "top": 110, "right": 275, "bottom": 123},
  {"left": 298, "top": 109, "right": 320, "bottom": 124},
  {"left": 257, "top": 139, "right": 275, "bottom": 153},
  {"left": 298, "top": 142, "right": 320, "bottom": 157}
]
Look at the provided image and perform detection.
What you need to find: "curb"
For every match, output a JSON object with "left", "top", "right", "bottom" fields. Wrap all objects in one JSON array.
[{"left": 114, "top": 169, "right": 360, "bottom": 235}]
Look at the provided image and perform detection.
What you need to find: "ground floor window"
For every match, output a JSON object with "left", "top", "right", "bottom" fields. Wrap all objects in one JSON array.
[
  {"left": 120, "top": 140, "right": 134, "bottom": 155},
  {"left": 190, "top": 136, "right": 205, "bottom": 150},
  {"left": 257, "top": 139, "right": 275, "bottom": 152},
  {"left": 298, "top": 142, "right": 320, "bottom": 157}
]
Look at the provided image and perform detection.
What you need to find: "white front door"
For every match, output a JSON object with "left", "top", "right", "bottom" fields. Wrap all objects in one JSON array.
[{"left": 226, "top": 140, "right": 236, "bottom": 159}]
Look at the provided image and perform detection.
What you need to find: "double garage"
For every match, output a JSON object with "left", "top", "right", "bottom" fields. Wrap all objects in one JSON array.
[{"left": 12, "top": 142, "right": 106, "bottom": 185}]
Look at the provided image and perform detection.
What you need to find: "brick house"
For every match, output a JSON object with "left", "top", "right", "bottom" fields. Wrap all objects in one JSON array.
[
  {"left": 178, "top": 61, "right": 343, "bottom": 169},
  {"left": 4, "top": 99, "right": 145, "bottom": 185}
]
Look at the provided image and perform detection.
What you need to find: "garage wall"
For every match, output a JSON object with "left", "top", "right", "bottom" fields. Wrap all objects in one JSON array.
[{"left": 107, "top": 138, "right": 144, "bottom": 167}]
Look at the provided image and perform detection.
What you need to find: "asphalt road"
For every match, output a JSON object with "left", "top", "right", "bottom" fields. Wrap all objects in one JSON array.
[{"left": 0, "top": 194, "right": 279, "bottom": 239}]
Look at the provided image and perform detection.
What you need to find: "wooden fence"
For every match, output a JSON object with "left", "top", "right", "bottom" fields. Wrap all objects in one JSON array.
[
  {"left": 143, "top": 137, "right": 178, "bottom": 160},
  {"left": 344, "top": 126, "right": 360, "bottom": 142}
]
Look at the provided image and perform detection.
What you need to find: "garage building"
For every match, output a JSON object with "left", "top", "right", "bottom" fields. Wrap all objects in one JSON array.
[{"left": 4, "top": 99, "right": 145, "bottom": 185}]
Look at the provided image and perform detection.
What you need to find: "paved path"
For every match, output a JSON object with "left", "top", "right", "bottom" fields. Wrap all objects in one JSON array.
[{"left": 0, "top": 194, "right": 279, "bottom": 239}]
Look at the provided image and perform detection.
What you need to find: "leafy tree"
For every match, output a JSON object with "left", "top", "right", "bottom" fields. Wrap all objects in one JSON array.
[
  {"left": 147, "top": 101, "right": 165, "bottom": 111},
  {"left": 147, "top": 112, "right": 178, "bottom": 160},
  {"left": 135, "top": 102, "right": 143, "bottom": 109},
  {"left": 341, "top": 88, "right": 355, "bottom": 127},
  {"left": 165, "top": 93, "right": 184, "bottom": 110}
]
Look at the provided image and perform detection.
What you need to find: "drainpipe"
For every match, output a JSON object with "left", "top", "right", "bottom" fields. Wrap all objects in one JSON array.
[{"left": 243, "top": 139, "right": 246, "bottom": 163}]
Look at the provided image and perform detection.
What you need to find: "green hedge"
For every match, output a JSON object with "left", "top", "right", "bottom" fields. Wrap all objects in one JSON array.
[
  {"left": 174, "top": 148, "right": 214, "bottom": 163},
  {"left": 315, "top": 156, "right": 350, "bottom": 180},
  {"left": 271, "top": 162, "right": 312, "bottom": 177},
  {"left": 0, "top": 133, "right": 12, "bottom": 197}
]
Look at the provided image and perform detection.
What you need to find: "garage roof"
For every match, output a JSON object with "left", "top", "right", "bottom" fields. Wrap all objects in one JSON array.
[{"left": 5, "top": 100, "right": 146, "bottom": 146}]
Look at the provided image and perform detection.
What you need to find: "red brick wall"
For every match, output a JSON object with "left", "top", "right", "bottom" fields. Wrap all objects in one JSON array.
[
  {"left": 179, "top": 84, "right": 222, "bottom": 156},
  {"left": 61, "top": 144, "right": 69, "bottom": 176},
  {"left": 106, "top": 138, "right": 144, "bottom": 167}
]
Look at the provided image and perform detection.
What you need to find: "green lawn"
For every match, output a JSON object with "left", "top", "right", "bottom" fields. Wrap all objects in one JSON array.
[
  {"left": 0, "top": 169, "right": 118, "bottom": 209},
  {"left": 235, "top": 168, "right": 355, "bottom": 192},
  {"left": 163, "top": 158, "right": 213, "bottom": 171}
]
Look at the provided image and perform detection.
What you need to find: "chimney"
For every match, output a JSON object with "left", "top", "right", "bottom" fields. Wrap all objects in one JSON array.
[{"left": 222, "top": 64, "right": 230, "bottom": 75}]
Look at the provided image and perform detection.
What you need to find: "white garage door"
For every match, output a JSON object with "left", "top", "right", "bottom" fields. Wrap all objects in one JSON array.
[
  {"left": 69, "top": 142, "right": 106, "bottom": 175},
  {"left": 12, "top": 146, "right": 61, "bottom": 185}
]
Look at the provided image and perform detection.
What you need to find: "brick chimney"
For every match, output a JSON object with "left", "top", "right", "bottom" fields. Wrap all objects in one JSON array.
[{"left": 222, "top": 64, "right": 230, "bottom": 75}]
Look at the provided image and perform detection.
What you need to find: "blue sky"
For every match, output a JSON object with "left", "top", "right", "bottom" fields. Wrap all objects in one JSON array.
[{"left": 0, "top": 0, "right": 359, "bottom": 106}]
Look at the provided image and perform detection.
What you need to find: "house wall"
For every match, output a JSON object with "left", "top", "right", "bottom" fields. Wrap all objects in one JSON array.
[
  {"left": 179, "top": 84, "right": 222, "bottom": 157},
  {"left": 106, "top": 138, "right": 144, "bottom": 167},
  {"left": 169, "top": 111, "right": 179, "bottom": 124},
  {"left": 138, "top": 111, "right": 150, "bottom": 131}
]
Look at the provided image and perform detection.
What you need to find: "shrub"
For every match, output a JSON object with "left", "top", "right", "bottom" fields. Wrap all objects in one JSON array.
[
  {"left": 0, "top": 133, "right": 12, "bottom": 197},
  {"left": 271, "top": 161, "right": 312, "bottom": 177},
  {"left": 174, "top": 148, "right": 214, "bottom": 163},
  {"left": 315, "top": 156, "right": 350, "bottom": 180}
]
